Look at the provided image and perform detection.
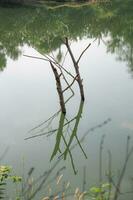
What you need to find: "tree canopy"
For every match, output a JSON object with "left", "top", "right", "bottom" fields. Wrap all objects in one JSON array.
[{"left": 0, "top": 0, "right": 133, "bottom": 71}]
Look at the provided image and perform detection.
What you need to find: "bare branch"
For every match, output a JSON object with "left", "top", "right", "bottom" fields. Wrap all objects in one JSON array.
[
  {"left": 50, "top": 62, "right": 66, "bottom": 114},
  {"left": 25, "top": 116, "right": 77, "bottom": 140},
  {"left": 62, "top": 75, "right": 78, "bottom": 93},
  {"left": 23, "top": 54, "right": 49, "bottom": 62},
  {"left": 77, "top": 43, "right": 91, "bottom": 64},
  {"left": 64, "top": 37, "right": 85, "bottom": 101}
]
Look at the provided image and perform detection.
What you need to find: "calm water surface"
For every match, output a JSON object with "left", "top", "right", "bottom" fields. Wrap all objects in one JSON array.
[{"left": 0, "top": 1, "right": 133, "bottom": 199}]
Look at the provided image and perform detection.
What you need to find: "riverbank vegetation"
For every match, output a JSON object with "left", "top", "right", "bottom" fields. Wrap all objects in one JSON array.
[{"left": 1, "top": 135, "right": 133, "bottom": 200}]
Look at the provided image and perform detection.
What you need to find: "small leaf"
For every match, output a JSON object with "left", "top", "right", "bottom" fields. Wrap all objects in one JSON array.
[{"left": 90, "top": 187, "right": 101, "bottom": 194}]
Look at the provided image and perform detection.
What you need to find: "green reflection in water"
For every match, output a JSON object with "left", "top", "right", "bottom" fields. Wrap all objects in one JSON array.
[
  {"left": 0, "top": 0, "right": 133, "bottom": 71},
  {"left": 50, "top": 112, "right": 65, "bottom": 161},
  {"left": 50, "top": 101, "right": 86, "bottom": 174}
]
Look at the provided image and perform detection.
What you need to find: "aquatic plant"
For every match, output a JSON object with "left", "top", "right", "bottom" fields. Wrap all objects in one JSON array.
[{"left": 0, "top": 165, "right": 22, "bottom": 199}]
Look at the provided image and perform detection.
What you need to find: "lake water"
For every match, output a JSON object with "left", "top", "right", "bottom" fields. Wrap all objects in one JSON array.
[{"left": 0, "top": 1, "right": 133, "bottom": 199}]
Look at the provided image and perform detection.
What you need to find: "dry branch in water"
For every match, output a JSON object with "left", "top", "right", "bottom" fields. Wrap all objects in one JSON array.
[
  {"left": 50, "top": 62, "right": 66, "bottom": 114},
  {"left": 63, "top": 37, "right": 91, "bottom": 101}
]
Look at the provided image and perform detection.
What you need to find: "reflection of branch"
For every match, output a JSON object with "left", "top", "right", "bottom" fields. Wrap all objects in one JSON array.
[
  {"left": 24, "top": 48, "right": 77, "bottom": 125},
  {"left": 107, "top": 150, "right": 112, "bottom": 200},
  {"left": 24, "top": 118, "right": 112, "bottom": 199},
  {"left": 61, "top": 134, "right": 77, "bottom": 174},
  {"left": 28, "top": 86, "right": 74, "bottom": 135},
  {"left": 0, "top": 147, "right": 9, "bottom": 162},
  {"left": 49, "top": 101, "right": 86, "bottom": 174},
  {"left": 25, "top": 37, "right": 90, "bottom": 135},
  {"left": 99, "top": 135, "right": 105, "bottom": 186},
  {"left": 113, "top": 136, "right": 133, "bottom": 200},
  {"left": 26, "top": 118, "right": 111, "bottom": 140},
  {"left": 25, "top": 116, "right": 76, "bottom": 140},
  {"left": 25, "top": 129, "right": 57, "bottom": 140},
  {"left": 77, "top": 43, "right": 91, "bottom": 64},
  {"left": 75, "top": 135, "right": 87, "bottom": 159},
  {"left": 49, "top": 110, "right": 78, "bottom": 174},
  {"left": 82, "top": 166, "right": 86, "bottom": 192},
  {"left": 26, "top": 158, "right": 62, "bottom": 200},
  {"left": 24, "top": 54, "right": 75, "bottom": 79},
  {"left": 63, "top": 101, "right": 85, "bottom": 159},
  {"left": 99, "top": 135, "right": 105, "bottom": 199},
  {"left": 25, "top": 53, "right": 75, "bottom": 114},
  {"left": 61, "top": 49, "right": 68, "bottom": 66},
  {"left": 69, "top": 118, "right": 111, "bottom": 152},
  {"left": 28, "top": 111, "right": 59, "bottom": 133},
  {"left": 50, "top": 113, "right": 65, "bottom": 161}
]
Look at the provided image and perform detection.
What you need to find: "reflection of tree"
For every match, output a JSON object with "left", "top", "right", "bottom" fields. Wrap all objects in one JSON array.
[
  {"left": 24, "top": 42, "right": 112, "bottom": 174},
  {"left": 26, "top": 99, "right": 111, "bottom": 175},
  {"left": 26, "top": 101, "right": 86, "bottom": 174},
  {"left": 107, "top": 39, "right": 133, "bottom": 71},
  {"left": 0, "top": 52, "right": 6, "bottom": 70},
  {"left": 24, "top": 38, "right": 90, "bottom": 174},
  {"left": 0, "top": 0, "right": 133, "bottom": 72}
]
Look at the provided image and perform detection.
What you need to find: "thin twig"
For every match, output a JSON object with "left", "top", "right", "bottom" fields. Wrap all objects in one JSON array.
[
  {"left": 62, "top": 75, "right": 78, "bottom": 93},
  {"left": 25, "top": 116, "right": 76, "bottom": 140},
  {"left": 23, "top": 54, "right": 49, "bottom": 62},
  {"left": 99, "top": 135, "right": 105, "bottom": 188},
  {"left": 107, "top": 150, "right": 112, "bottom": 200},
  {"left": 113, "top": 136, "right": 133, "bottom": 200},
  {"left": 64, "top": 37, "right": 85, "bottom": 101},
  {"left": 77, "top": 43, "right": 91, "bottom": 64},
  {"left": 82, "top": 166, "right": 86, "bottom": 192}
]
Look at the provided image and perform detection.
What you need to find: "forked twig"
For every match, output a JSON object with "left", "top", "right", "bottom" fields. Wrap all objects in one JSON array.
[{"left": 77, "top": 43, "right": 91, "bottom": 64}]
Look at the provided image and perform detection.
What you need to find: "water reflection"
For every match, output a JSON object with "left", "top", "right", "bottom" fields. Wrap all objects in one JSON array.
[
  {"left": 24, "top": 38, "right": 88, "bottom": 173},
  {"left": 0, "top": 1, "right": 133, "bottom": 199},
  {"left": 22, "top": 117, "right": 112, "bottom": 199},
  {"left": 0, "top": 0, "right": 133, "bottom": 72},
  {"left": 23, "top": 45, "right": 111, "bottom": 175}
]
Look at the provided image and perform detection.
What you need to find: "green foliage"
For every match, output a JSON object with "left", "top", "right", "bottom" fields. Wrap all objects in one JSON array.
[
  {"left": 0, "top": 0, "right": 133, "bottom": 72},
  {"left": 0, "top": 165, "right": 22, "bottom": 199},
  {"left": 86, "top": 183, "right": 111, "bottom": 200}
]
